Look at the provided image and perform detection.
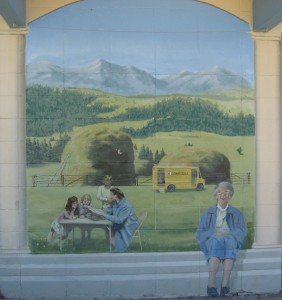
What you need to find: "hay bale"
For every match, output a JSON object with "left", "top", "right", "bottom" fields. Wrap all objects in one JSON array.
[
  {"left": 62, "top": 126, "right": 136, "bottom": 185},
  {"left": 159, "top": 147, "right": 230, "bottom": 184}
]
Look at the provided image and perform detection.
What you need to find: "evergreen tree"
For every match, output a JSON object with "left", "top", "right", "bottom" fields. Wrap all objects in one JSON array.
[
  {"left": 154, "top": 150, "right": 161, "bottom": 164},
  {"left": 138, "top": 144, "right": 146, "bottom": 160}
]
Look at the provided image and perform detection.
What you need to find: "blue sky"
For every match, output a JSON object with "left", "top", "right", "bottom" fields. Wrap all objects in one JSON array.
[{"left": 26, "top": 0, "right": 254, "bottom": 82}]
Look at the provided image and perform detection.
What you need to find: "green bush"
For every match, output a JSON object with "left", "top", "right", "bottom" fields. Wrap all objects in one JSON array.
[{"left": 243, "top": 221, "right": 254, "bottom": 249}]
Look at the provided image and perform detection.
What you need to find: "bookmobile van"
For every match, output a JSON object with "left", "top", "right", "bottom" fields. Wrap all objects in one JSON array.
[{"left": 152, "top": 166, "right": 205, "bottom": 192}]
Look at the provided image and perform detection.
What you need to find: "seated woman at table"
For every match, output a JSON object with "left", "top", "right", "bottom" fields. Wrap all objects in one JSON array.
[
  {"left": 100, "top": 187, "right": 138, "bottom": 252},
  {"left": 47, "top": 195, "right": 79, "bottom": 245}
]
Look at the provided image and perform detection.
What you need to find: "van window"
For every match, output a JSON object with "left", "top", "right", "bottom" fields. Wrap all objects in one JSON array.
[{"left": 157, "top": 169, "right": 165, "bottom": 184}]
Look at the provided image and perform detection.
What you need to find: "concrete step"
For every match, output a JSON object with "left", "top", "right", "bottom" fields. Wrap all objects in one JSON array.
[
  {"left": 0, "top": 248, "right": 280, "bottom": 264},
  {"left": 0, "top": 249, "right": 281, "bottom": 299},
  {"left": 0, "top": 256, "right": 280, "bottom": 276}
]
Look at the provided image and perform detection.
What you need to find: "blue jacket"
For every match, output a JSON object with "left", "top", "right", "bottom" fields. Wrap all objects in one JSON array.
[
  {"left": 104, "top": 198, "right": 138, "bottom": 247},
  {"left": 196, "top": 204, "right": 247, "bottom": 256}
]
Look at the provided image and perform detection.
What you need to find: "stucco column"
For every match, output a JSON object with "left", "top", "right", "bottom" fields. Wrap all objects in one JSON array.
[
  {"left": 0, "top": 27, "right": 29, "bottom": 252},
  {"left": 251, "top": 26, "right": 282, "bottom": 247}
]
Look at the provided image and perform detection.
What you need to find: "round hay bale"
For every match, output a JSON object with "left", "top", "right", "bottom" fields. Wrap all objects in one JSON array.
[
  {"left": 62, "top": 126, "right": 136, "bottom": 185},
  {"left": 159, "top": 147, "right": 230, "bottom": 184}
]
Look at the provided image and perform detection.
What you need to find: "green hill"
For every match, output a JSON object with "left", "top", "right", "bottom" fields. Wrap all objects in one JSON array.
[{"left": 26, "top": 85, "right": 254, "bottom": 137}]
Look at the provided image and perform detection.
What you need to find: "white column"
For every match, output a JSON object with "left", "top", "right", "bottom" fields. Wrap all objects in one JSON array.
[
  {"left": 252, "top": 26, "right": 282, "bottom": 247},
  {"left": 0, "top": 27, "right": 29, "bottom": 252}
]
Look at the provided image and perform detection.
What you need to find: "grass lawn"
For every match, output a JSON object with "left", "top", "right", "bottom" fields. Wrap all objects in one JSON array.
[
  {"left": 27, "top": 128, "right": 255, "bottom": 254},
  {"left": 27, "top": 179, "right": 255, "bottom": 254}
]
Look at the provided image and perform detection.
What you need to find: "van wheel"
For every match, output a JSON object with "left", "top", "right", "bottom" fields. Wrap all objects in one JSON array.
[
  {"left": 196, "top": 184, "right": 204, "bottom": 191},
  {"left": 167, "top": 184, "right": 176, "bottom": 192}
]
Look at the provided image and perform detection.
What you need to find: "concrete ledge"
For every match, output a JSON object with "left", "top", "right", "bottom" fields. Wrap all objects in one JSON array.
[{"left": 0, "top": 249, "right": 281, "bottom": 299}]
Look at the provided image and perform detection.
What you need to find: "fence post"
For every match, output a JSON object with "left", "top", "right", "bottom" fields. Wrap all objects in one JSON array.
[
  {"left": 61, "top": 174, "right": 64, "bottom": 186},
  {"left": 247, "top": 172, "right": 250, "bottom": 184},
  {"left": 32, "top": 175, "right": 37, "bottom": 187}
]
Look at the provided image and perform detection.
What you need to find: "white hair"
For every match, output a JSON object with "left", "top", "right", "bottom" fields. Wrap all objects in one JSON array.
[{"left": 213, "top": 181, "right": 234, "bottom": 197}]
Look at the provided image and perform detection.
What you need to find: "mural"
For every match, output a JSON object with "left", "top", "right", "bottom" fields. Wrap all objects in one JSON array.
[{"left": 26, "top": 0, "right": 255, "bottom": 253}]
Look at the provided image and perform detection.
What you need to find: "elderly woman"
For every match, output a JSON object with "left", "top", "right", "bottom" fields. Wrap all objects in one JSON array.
[
  {"left": 196, "top": 181, "right": 247, "bottom": 297},
  {"left": 103, "top": 187, "right": 138, "bottom": 252}
]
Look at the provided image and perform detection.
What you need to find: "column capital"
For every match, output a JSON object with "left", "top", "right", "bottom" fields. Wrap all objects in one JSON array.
[
  {"left": 250, "top": 24, "right": 281, "bottom": 42},
  {"left": 0, "top": 27, "right": 29, "bottom": 35}
]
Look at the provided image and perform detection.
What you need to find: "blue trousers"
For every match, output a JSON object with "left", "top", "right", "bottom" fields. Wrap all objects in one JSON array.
[{"left": 114, "top": 231, "right": 128, "bottom": 252}]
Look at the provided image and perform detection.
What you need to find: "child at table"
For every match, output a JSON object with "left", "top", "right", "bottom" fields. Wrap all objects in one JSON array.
[
  {"left": 79, "top": 194, "right": 94, "bottom": 219},
  {"left": 47, "top": 196, "right": 79, "bottom": 245},
  {"left": 79, "top": 194, "right": 94, "bottom": 240}
]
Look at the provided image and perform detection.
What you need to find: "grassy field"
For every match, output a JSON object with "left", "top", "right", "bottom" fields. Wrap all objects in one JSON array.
[{"left": 27, "top": 183, "right": 255, "bottom": 253}]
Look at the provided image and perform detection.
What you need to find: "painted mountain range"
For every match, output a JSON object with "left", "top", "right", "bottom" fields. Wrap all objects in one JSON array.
[{"left": 26, "top": 59, "right": 252, "bottom": 96}]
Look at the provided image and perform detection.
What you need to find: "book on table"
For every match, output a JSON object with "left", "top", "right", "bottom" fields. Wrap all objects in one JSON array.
[{"left": 87, "top": 206, "right": 105, "bottom": 216}]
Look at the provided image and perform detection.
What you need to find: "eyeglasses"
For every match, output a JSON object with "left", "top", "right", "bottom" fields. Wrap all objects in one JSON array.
[{"left": 217, "top": 191, "right": 231, "bottom": 196}]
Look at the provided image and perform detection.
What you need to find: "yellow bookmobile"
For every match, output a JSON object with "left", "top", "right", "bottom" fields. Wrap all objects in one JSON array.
[{"left": 152, "top": 166, "right": 205, "bottom": 192}]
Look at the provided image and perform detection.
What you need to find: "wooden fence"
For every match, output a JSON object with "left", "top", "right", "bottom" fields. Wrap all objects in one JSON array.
[{"left": 32, "top": 172, "right": 251, "bottom": 187}]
